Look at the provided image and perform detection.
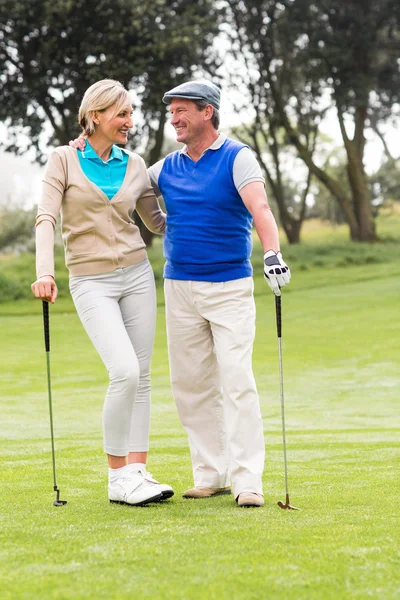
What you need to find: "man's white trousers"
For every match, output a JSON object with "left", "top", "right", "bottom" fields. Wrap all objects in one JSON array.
[{"left": 164, "top": 277, "right": 265, "bottom": 499}]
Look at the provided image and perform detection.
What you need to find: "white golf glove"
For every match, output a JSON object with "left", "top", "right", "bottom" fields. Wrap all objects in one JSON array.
[{"left": 263, "top": 250, "right": 291, "bottom": 296}]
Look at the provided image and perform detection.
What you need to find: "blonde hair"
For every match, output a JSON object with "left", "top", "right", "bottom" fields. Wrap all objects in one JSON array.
[{"left": 78, "top": 79, "right": 130, "bottom": 136}]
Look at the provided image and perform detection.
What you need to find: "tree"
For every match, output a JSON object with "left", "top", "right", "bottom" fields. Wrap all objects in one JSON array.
[
  {"left": 371, "top": 158, "right": 400, "bottom": 207},
  {"left": 0, "top": 0, "right": 223, "bottom": 245},
  {"left": 0, "top": 0, "right": 223, "bottom": 162},
  {"left": 228, "top": 0, "right": 400, "bottom": 241},
  {"left": 232, "top": 122, "right": 314, "bottom": 244},
  {"left": 226, "top": 2, "right": 322, "bottom": 244},
  {"left": 307, "top": 147, "right": 349, "bottom": 224}
]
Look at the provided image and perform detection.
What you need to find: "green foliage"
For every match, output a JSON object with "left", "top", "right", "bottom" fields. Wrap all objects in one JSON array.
[
  {"left": 0, "top": 272, "right": 24, "bottom": 302},
  {"left": 290, "top": 0, "right": 400, "bottom": 118},
  {"left": 0, "top": 205, "right": 36, "bottom": 252},
  {"left": 0, "top": 0, "right": 223, "bottom": 162},
  {"left": 252, "top": 236, "right": 400, "bottom": 277},
  {"left": 227, "top": 0, "right": 400, "bottom": 241},
  {"left": 0, "top": 247, "right": 65, "bottom": 302},
  {"left": 0, "top": 238, "right": 167, "bottom": 303},
  {"left": 371, "top": 158, "right": 400, "bottom": 204}
]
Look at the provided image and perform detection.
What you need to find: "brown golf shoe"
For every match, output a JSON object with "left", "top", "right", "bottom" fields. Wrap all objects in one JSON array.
[
  {"left": 237, "top": 493, "right": 264, "bottom": 508},
  {"left": 182, "top": 486, "right": 231, "bottom": 499}
]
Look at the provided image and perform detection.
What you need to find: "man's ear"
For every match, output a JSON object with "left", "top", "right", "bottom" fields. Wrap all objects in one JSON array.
[{"left": 204, "top": 104, "right": 214, "bottom": 122}]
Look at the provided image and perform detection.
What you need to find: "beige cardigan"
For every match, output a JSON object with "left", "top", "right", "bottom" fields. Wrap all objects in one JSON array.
[{"left": 36, "top": 146, "right": 166, "bottom": 278}]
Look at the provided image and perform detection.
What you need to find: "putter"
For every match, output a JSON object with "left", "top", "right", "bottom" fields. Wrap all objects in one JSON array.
[
  {"left": 42, "top": 301, "right": 67, "bottom": 507},
  {"left": 275, "top": 294, "right": 299, "bottom": 511}
]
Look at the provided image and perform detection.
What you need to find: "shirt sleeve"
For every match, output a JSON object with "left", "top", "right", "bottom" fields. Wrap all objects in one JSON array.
[
  {"left": 232, "top": 147, "right": 265, "bottom": 193},
  {"left": 136, "top": 158, "right": 166, "bottom": 234},
  {"left": 147, "top": 158, "right": 165, "bottom": 197},
  {"left": 36, "top": 220, "right": 55, "bottom": 279},
  {"left": 36, "top": 150, "right": 66, "bottom": 228},
  {"left": 35, "top": 150, "right": 67, "bottom": 278}
]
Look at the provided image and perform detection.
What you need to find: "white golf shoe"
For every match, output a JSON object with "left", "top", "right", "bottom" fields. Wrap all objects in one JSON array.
[
  {"left": 108, "top": 467, "right": 163, "bottom": 506},
  {"left": 140, "top": 468, "right": 175, "bottom": 500}
]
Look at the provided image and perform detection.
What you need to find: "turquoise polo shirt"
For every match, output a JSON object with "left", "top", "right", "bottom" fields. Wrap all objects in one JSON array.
[{"left": 77, "top": 141, "right": 129, "bottom": 200}]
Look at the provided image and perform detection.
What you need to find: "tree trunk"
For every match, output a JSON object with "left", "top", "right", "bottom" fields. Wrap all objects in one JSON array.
[
  {"left": 239, "top": 123, "right": 308, "bottom": 245},
  {"left": 283, "top": 218, "right": 302, "bottom": 244},
  {"left": 265, "top": 170, "right": 305, "bottom": 245},
  {"left": 288, "top": 137, "right": 361, "bottom": 240},
  {"left": 283, "top": 167, "right": 311, "bottom": 245},
  {"left": 268, "top": 75, "right": 376, "bottom": 242},
  {"left": 346, "top": 153, "right": 376, "bottom": 241},
  {"left": 338, "top": 105, "right": 377, "bottom": 241},
  {"left": 148, "top": 110, "right": 167, "bottom": 166}
]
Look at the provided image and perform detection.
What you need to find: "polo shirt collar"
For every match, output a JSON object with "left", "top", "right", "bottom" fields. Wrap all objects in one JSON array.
[
  {"left": 80, "top": 141, "right": 124, "bottom": 162},
  {"left": 179, "top": 133, "right": 226, "bottom": 158},
  {"left": 111, "top": 145, "right": 124, "bottom": 161}
]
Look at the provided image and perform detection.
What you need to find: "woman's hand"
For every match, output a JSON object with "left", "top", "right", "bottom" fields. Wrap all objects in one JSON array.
[
  {"left": 31, "top": 275, "right": 58, "bottom": 304},
  {"left": 69, "top": 137, "right": 86, "bottom": 150}
]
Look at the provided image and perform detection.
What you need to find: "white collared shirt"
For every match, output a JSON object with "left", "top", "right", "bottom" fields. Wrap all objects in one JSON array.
[{"left": 148, "top": 133, "right": 264, "bottom": 197}]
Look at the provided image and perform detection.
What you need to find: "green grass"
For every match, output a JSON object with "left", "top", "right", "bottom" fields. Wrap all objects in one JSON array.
[{"left": 1, "top": 218, "right": 400, "bottom": 599}]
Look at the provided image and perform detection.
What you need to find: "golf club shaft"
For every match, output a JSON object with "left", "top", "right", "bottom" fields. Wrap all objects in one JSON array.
[
  {"left": 43, "top": 301, "right": 58, "bottom": 491},
  {"left": 275, "top": 295, "right": 289, "bottom": 497}
]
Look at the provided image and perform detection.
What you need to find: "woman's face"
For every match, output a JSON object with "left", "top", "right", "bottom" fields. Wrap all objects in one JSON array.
[{"left": 94, "top": 103, "right": 133, "bottom": 144}]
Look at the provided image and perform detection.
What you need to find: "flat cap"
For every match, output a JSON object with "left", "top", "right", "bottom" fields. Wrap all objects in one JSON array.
[{"left": 162, "top": 80, "right": 221, "bottom": 110}]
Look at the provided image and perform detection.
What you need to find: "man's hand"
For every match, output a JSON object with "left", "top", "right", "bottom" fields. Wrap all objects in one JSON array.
[
  {"left": 69, "top": 136, "right": 86, "bottom": 150},
  {"left": 263, "top": 250, "right": 291, "bottom": 296},
  {"left": 31, "top": 276, "right": 58, "bottom": 304}
]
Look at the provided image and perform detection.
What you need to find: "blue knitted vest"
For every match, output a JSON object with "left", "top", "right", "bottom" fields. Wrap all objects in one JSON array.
[{"left": 159, "top": 138, "right": 253, "bottom": 282}]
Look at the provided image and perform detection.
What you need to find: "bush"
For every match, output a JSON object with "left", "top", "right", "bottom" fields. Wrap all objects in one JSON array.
[
  {"left": 0, "top": 247, "right": 69, "bottom": 302},
  {"left": 0, "top": 273, "right": 25, "bottom": 302},
  {"left": 0, "top": 206, "right": 36, "bottom": 253}
]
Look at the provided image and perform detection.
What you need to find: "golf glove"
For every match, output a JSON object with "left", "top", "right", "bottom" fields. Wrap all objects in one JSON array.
[{"left": 264, "top": 250, "right": 291, "bottom": 296}]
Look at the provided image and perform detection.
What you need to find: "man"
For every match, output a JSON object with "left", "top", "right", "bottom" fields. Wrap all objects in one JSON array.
[{"left": 148, "top": 81, "right": 290, "bottom": 507}]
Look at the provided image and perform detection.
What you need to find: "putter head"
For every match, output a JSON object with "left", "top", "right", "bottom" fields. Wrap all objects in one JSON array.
[
  {"left": 277, "top": 494, "right": 299, "bottom": 510},
  {"left": 53, "top": 486, "right": 67, "bottom": 506},
  {"left": 53, "top": 499, "right": 67, "bottom": 506}
]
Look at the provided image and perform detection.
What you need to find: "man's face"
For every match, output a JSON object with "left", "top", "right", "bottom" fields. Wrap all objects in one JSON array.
[{"left": 169, "top": 98, "right": 210, "bottom": 145}]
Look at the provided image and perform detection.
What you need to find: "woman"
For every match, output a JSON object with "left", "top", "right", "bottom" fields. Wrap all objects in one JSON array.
[{"left": 31, "top": 79, "right": 173, "bottom": 506}]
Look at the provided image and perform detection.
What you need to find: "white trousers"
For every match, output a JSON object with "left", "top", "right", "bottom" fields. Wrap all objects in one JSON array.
[
  {"left": 164, "top": 277, "right": 265, "bottom": 499},
  {"left": 69, "top": 260, "right": 156, "bottom": 456}
]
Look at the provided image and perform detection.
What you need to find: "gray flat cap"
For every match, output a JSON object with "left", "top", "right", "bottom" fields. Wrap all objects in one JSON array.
[{"left": 162, "top": 80, "right": 221, "bottom": 110}]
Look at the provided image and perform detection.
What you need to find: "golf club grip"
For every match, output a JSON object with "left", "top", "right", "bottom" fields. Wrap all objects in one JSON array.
[
  {"left": 275, "top": 294, "right": 282, "bottom": 338},
  {"left": 42, "top": 301, "right": 50, "bottom": 352}
]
